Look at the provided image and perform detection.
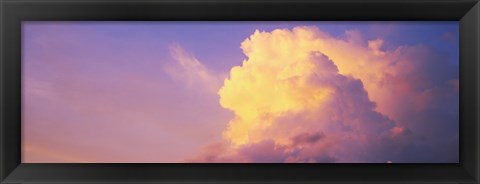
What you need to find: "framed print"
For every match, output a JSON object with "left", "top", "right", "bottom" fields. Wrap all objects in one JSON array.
[{"left": 1, "top": 0, "right": 479, "bottom": 183}]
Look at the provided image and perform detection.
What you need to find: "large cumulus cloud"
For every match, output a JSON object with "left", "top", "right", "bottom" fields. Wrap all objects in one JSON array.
[{"left": 188, "top": 26, "right": 458, "bottom": 163}]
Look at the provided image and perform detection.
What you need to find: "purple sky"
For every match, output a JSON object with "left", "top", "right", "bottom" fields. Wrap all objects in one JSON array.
[{"left": 22, "top": 22, "right": 458, "bottom": 163}]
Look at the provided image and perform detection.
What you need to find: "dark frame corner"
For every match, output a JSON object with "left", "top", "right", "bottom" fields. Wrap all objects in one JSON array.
[{"left": 1, "top": 0, "right": 479, "bottom": 183}]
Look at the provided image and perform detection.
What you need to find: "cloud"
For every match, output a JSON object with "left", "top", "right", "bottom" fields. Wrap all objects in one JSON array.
[
  {"left": 164, "top": 43, "right": 224, "bottom": 94},
  {"left": 213, "top": 48, "right": 396, "bottom": 162},
  {"left": 188, "top": 26, "right": 458, "bottom": 163},
  {"left": 291, "top": 132, "right": 325, "bottom": 146},
  {"left": 188, "top": 139, "right": 337, "bottom": 163}
]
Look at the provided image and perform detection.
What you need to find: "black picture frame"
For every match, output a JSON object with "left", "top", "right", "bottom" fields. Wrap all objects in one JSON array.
[{"left": 1, "top": 0, "right": 479, "bottom": 183}]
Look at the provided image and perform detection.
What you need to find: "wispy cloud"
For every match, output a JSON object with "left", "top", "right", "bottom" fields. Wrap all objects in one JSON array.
[{"left": 164, "top": 43, "right": 224, "bottom": 94}]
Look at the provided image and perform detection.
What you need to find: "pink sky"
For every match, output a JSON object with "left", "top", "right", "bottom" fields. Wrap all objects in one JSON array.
[{"left": 22, "top": 22, "right": 459, "bottom": 163}]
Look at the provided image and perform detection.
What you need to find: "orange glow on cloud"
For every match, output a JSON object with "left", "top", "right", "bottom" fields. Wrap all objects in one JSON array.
[
  {"left": 189, "top": 26, "right": 458, "bottom": 163},
  {"left": 218, "top": 27, "right": 397, "bottom": 148}
]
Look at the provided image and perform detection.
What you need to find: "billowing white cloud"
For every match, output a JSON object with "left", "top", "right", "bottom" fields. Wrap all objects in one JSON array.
[{"left": 187, "top": 26, "right": 458, "bottom": 163}]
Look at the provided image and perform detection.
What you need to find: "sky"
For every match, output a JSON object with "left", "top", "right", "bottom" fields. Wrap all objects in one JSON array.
[{"left": 22, "top": 21, "right": 459, "bottom": 163}]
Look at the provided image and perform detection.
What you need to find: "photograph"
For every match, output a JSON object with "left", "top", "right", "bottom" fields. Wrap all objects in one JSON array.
[{"left": 22, "top": 21, "right": 459, "bottom": 163}]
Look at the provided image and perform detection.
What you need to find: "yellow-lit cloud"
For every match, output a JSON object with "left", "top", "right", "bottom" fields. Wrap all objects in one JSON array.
[
  {"left": 218, "top": 28, "right": 395, "bottom": 149},
  {"left": 189, "top": 26, "right": 458, "bottom": 163}
]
